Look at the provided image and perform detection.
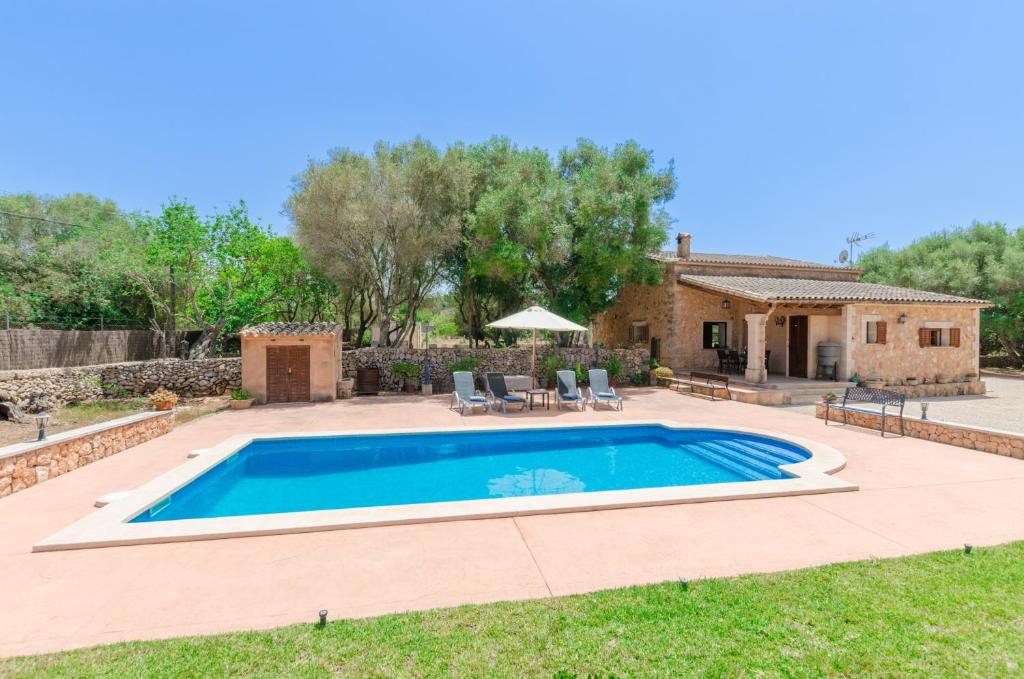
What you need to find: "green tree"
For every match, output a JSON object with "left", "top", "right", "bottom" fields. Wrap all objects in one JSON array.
[
  {"left": 128, "top": 199, "right": 310, "bottom": 357},
  {"left": 545, "top": 140, "right": 675, "bottom": 328},
  {"left": 0, "top": 192, "right": 145, "bottom": 327},
  {"left": 288, "top": 139, "right": 468, "bottom": 347},
  {"left": 859, "top": 222, "right": 1024, "bottom": 363}
]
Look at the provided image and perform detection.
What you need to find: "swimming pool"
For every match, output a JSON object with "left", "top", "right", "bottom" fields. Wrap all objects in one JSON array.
[
  {"left": 131, "top": 425, "right": 811, "bottom": 522},
  {"left": 36, "top": 422, "right": 856, "bottom": 551}
]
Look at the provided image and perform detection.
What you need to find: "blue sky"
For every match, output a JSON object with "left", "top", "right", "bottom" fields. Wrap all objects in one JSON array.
[{"left": 2, "top": 1, "right": 1022, "bottom": 264}]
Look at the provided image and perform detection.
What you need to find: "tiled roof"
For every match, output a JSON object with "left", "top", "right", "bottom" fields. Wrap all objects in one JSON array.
[
  {"left": 677, "top": 274, "right": 989, "bottom": 305},
  {"left": 656, "top": 251, "right": 851, "bottom": 270},
  {"left": 239, "top": 322, "right": 341, "bottom": 336}
]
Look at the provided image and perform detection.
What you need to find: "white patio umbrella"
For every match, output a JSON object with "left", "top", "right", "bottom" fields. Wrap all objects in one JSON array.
[{"left": 486, "top": 306, "right": 588, "bottom": 389}]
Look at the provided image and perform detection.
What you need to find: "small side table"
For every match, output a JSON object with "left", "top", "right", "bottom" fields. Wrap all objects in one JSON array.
[{"left": 526, "top": 389, "right": 549, "bottom": 411}]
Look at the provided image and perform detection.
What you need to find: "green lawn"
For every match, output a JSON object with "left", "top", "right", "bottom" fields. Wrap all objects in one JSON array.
[{"left": 5, "top": 542, "right": 1023, "bottom": 678}]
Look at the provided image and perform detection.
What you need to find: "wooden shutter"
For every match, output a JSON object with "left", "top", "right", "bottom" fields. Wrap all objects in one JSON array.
[
  {"left": 876, "top": 321, "right": 887, "bottom": 345},
  {"left": 918, "top": 327, "right": 930, "bottom": 347},
  {"left": 949, "top": 327, "right": 961, "bottom": 347},
  {"left": 703, "top": 323, "right": 714, "bottom": 349}
]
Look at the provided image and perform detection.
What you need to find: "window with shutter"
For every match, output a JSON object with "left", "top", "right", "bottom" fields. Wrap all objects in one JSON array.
[
  {"left": 949, "top": 327, "right": 961, "bottom": 347},
  {"left": 919, "top": 327, "right": 930, "bottom": 347},
  {"left": 876, "top": 321, "right": 887, "bottom": 344}
]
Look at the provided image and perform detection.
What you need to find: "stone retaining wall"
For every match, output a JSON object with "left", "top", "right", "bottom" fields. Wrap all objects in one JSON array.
[
  {"left": 815, "top": 402, "right": 1024, "bottom": 459},
  {"left": 344, "top": 347, "right": 650, "bottom": 393},
  {"left": 0, "top": 411, "right": 175, "bottom": 498},
  {"left": 877, "top": 381, "right": 986, "bottom": 398},
  {"left": 0, "top": 358, "right": 241, "bottom": 413}
]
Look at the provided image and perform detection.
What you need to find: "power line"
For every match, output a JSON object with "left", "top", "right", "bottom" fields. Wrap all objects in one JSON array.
[{"left": 0, "top": 210, "right": 97, "bottom": 231}]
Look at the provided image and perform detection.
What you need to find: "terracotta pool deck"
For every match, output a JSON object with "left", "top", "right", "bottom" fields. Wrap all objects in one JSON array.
[{"left": 3, "top": 387, "right": 1024, "bottom": 657}]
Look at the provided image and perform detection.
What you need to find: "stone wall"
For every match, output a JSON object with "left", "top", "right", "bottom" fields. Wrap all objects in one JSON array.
[
  {"left": 344, "top": 347, "right": 650, "bottom": 393},
  {"left": 981, "top": 355, "right": 1023, "bottom": 369},
  {"left": 846, "top": 303, "right": 980, "bottom": 385},
  {"left": 0, "top": 358, "right": 241, "bottom": 413},
  {"left": 815, "top": 402, "right": 1023, "bottom": 459},
  {"left": 0, "top": 411, "right": 175, "bottom": 498},
  {"left": 0, "top": 329, "right": 174, "bottom": 370}
]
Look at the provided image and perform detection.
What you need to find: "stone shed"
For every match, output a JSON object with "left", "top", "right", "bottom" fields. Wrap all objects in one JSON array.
[{"left": 239, "top": 323, "right": 342, "bottom": 404}]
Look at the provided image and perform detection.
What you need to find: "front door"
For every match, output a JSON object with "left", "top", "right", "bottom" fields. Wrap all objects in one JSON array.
[
  {"left": 788, "top": 315, "right": 808, "bottom": 378},
  {"left": 266, "top": 345, "right": 311, "bottom": 403}
]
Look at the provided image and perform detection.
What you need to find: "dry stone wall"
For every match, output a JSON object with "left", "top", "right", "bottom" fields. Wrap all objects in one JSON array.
[
  {"left": 344, "top": 347, "right": 650, "bottom": 393},
  {"left": 0, "top": 411, "right": 175, "bottom": 498},
  {"left": 0, "top": 358, "right": 241, "bottom": 413},
  {"left": 815, "top": 402, "right": 1024, "bottom": 459}
]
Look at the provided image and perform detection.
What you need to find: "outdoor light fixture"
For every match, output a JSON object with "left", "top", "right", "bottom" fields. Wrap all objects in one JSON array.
[
  {"left": 964, "top": 543, "right": 973, "bottom": 555},
  {"left": 34, "top": 412, "right": 50, "bottom": 441},
  {"left": 775, "top": 315, "right": 786, "bottom": 326},
  {"left": 897, "top": 313, "right": 908, "bottom": 324},
  {"left": 318, "top": 609, "right": 328, "bottom": 626},
  {"left": 920, "top": 401, "right": 929, "bottom": 421},
  {"left": 721, "top": 299, "right": 731, "bottom": 310}
]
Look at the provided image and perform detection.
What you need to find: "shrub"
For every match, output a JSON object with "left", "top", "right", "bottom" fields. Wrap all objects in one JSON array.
[
  {"left": 630, "top": 371, "right": 647, "bottom": 386},
  {"left": 604, "top": 355, "right": 624, "bottom": 382},
  {"left": 102, "top": 382, "right": 132, "bottom": 399},
  {"left": 446, "top": 356, "right": 481, "bottom": 373},
  {"left": 652, "top": 366, "right": 674, "bottom": 385},
  {"left": 540, "top": 352, "right": 567, "bottom": 384},
  {"left": 230, "top": 389, "right": 252, "bottom": 401},
  {"left": 574, "top": 362, "right": 588, "bottom": 386}
]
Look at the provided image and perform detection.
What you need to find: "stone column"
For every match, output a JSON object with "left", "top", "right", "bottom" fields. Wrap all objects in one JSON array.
[{"left": 745, "top": 313, "right": 767, "bottom": 383}]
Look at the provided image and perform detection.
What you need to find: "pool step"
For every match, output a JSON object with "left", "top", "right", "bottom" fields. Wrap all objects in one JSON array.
[
  {"left": 717, "top": 438, "right": 807, "bottom": 466},
  {"left": 689, "top": 441, "right": 782, "bottom": 480}
]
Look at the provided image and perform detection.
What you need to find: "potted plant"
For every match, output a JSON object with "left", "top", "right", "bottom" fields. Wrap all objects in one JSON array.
[
  {"left": 540, "top": 352, "right": 566, "bottom": 389},
  {"left": 822, "top": 391, "right": 838, "bottom": 404},
  {"left": 147, "top": 388, "right": 178, "bottom": 411},
  {"left": 604, "top": 355, "right": 624, "bottom": 386},
  {"left": 936, "top": 373, "right": 952, "bottom": 384},
  {"left": 229, "top": 389, "right": 254, "bottom": 409},
  {"left": 391, "top": 362, "right": 422, "bottom": 393}
]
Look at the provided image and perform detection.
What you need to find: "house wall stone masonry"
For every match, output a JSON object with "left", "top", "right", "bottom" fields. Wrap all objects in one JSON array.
[
  {"left": 815, "top": 402, "right": 1023, "bottom": 459},
  {"left": 0, "top": 411, "right": 175, "bottom": 498},
  {"left": 598, "top": 284, "right": 981, "bottom": 384},
  {"left": 0, "top": 358, "right": 241, "bottom": 413},
  {"left": 846, "top": 304, "right": 980, "bottom": 384},
  {"left": 345, "top": 347, "right": 650, "bottom": 393}
]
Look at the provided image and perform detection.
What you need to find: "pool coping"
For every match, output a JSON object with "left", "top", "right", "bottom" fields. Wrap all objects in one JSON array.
[{"left": 33, "top": 420, "right": 857, "bottom": 552}]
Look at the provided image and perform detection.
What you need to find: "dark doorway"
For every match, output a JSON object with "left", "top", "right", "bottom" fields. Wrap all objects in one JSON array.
[
  {"left": 788, "top": 315, "right": 808, "bottom": 378},
  {"left": 266, "top": 345, "right": 311, "bottom": 403}
]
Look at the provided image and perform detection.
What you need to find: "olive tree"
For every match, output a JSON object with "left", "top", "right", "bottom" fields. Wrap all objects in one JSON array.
[{"left": 288, "top": 139, "right": 467, "bottom": 347}]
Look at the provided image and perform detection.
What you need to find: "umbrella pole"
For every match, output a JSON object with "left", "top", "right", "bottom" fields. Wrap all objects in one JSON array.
[{"left": 531, "top": 328, "right": 537, "bottom": 389}]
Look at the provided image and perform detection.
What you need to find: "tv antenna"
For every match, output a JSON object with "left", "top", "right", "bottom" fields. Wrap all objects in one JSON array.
[{"left": 845, "top": 232, "right": 875, "bottom": 264}]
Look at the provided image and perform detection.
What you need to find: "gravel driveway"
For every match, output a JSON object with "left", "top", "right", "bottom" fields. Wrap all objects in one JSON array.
[{"left": 778, "top": 374, "right": 1024, "bottom": 434}]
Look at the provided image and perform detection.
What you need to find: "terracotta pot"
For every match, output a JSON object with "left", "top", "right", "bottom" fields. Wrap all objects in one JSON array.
[
  {"left": 153, "top": 401, "right": 174, "bottom": 411},
  {"left": 229, "top": 399, "right": 254, "bottom": 410},
  {"left": 404, "top": 382, "right": 416, "bottom": 393}
]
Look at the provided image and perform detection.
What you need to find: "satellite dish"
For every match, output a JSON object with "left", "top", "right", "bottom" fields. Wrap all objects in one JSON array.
[{"left": 838, "top": 250, "right": 849, "bottom": 263}]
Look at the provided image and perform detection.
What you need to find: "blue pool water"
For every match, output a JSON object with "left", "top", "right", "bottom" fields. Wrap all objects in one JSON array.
[{"left": 130, "top": 425, "right": 810, "bottom": 522}]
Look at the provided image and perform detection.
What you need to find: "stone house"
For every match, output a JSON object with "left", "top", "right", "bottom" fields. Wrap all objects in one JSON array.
[{"left": 595, "top": 233, "right": 989, "bottom": 387}]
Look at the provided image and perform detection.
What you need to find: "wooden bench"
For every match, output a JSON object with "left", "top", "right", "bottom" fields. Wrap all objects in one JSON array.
[
  {"left": 666, "top": 371, "right": 730, "bottom": 401},
  {"left": 825, "top": 386, "right": 906, "bottom": 437}
]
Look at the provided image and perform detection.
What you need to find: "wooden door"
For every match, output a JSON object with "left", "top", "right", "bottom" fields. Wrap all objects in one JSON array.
[
  {"left": 286, "top": 345, "right": 310, "bottom": 401},
  {"left": 266, "top": 345, "right": 311, "bottom": 403},
  {"left": 788, "top": 315, "right": 808, "bottom": 378}
]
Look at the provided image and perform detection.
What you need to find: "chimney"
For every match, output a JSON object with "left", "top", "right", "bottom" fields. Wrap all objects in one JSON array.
[{"left": 676, "top": 232, "right": 692, "bottom": 259}]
